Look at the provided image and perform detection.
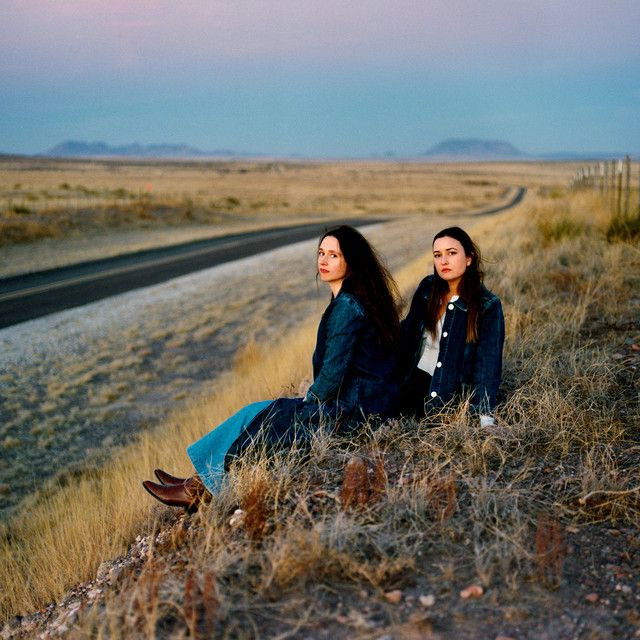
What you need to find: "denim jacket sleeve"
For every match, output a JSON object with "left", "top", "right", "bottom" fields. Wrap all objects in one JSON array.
[
  {"left": 305, "top": 295, "right": 365, "bottom": 404},
  {"left": 469, "top": 296, "right": 505, "bottom": 414}
]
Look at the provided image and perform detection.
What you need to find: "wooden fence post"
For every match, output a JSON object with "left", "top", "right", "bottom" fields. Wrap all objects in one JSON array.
[
  {"left": 610, "top": 160, "right": 617, "bottom": 213},
  {"left": 623, "top": 155, "right": 631, "bottom": 216},
  {"left": 616, "top": 160, "right": 623, "bottom": 217}
]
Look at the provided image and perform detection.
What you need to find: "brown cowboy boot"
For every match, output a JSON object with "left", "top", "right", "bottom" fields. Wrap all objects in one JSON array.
[
  {"left": 142, "top": 476, "right": 211, "bottom": 512},
  {"left": 154, "top": 468, "right": 189, "bottom": 486}
]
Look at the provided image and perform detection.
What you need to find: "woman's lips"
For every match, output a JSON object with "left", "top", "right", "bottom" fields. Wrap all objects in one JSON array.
[{"left": 319, "top": 268, "right": 329, "bottom": 274}]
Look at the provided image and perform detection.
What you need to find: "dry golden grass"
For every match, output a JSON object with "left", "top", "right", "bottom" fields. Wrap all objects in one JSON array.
[
  {"left": 1, "top": 188, "right": 638, "bottom": 637},
  {"left": 0, "top": 241, "right": 435, "bottom": 620},
  {"left": 0, "top": 157, "right": 577, "bottom": 248}
]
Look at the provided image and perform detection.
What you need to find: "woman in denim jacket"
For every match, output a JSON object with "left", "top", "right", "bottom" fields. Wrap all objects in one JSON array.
[
  {"left": 400, "top": 226, "right": 504, "bottom": 424},
  {"left": 143, "top": 225, "right": 401, "bottom": 510}
]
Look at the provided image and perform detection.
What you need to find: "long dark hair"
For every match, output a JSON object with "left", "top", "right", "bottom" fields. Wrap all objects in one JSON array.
[
  {"left": 318, "top": 225, "right": 401, "bottom": 347},
  {"left": 425, "top": 226, "right": 484, "bottom": 343}
]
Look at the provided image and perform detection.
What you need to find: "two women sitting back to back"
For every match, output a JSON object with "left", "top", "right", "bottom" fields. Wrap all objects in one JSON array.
[{"left": 143, "top": 224, "right": 504, "bottom": 511}]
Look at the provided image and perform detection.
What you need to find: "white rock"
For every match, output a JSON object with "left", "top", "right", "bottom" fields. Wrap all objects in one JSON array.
[
  {"left": 96, "top": 561, "right": 111, "bottom": 581},
  {"left": 229, "top": 509, "right": 246, "bottom": 527},
  {"left": 419, "top": 594, "right": 435, "bottom": 607},
  {"left": 108, "top": 565, "right": 122, "bottom": 583}
]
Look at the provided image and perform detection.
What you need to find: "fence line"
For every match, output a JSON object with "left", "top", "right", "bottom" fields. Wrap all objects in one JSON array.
[{"left": 570, "top": 155, "right": 640, "bottom": 218}]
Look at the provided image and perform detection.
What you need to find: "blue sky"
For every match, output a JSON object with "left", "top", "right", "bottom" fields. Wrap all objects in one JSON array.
[{"left": 1, "top": 0, "right": 639, "bottom": 156}]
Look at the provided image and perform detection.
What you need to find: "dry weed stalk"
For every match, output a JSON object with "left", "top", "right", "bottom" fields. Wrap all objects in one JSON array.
[
  {"left": 424, "top": 470, "right": 458, "bottom": 523},
  {"left": 127, "top": 558, "right": 164, "bottom": 636},
  {"left": 534, "top": 513, "right": 566, "bottom": 588},
  {"left": 182, "top": 568, "right": 220, "bottom": 639},
  {"left": 339, "top": 454, "right": 387, "bottom": 509},
  {"left": 241, "top": 476, "right": 270, "bottom": 541},
  {"left": 578, "top": 486, "right": 640, "bottom": 522}
]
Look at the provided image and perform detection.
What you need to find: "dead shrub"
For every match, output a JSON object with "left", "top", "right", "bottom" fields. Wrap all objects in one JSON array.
[
  {"left": 240, "top": 476, "right": 270, "bottom": 541},
  {"left": 339, "top": 455, "right": 387, "bottom": 509},
  {"left": 534, "top": 513, "right": 566, "bottom": 588},
  {"left": 424, "top": 470, "right": 458, "bottom": 523},
  {"left": 182, "top": 569, "right": 220, "bottom": 639}
]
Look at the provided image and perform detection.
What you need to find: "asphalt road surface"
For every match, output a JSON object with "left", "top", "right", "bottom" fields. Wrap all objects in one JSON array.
[
  {"left": 0, "top": 219, "right": 381, "bottom": 328},
  {"left": 0, "top": 187, "right": 526, "bottom": 329}
]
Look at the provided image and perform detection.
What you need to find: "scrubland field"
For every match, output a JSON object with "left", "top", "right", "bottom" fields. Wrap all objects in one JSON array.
[
  {"left": 0, "top": 161, "right": 638, "bottom": 638},
  {"left": 0, "top": 158, "right": 573, "bottom": 276}
]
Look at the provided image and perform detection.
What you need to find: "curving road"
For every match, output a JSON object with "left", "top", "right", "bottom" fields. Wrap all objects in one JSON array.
[{"left": 0, "top": 187, "right": 525, "bottom": 329}]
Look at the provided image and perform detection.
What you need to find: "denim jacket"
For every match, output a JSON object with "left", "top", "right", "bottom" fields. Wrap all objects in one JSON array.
[
  {"left": 224, "top": 289, "right": 400, "bottom": 464},
  {"left": 401, "top": 275, "right": 504, "bottom": 414},
  {"left": 305, "top": 289, "right": 399, "bottom": 418}
]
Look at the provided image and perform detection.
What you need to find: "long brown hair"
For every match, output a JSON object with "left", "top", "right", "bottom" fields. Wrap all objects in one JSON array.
[
  {"left": 318, "top": 225, "right": 401, "bottom": 347},
  {"left": 425, "top": 226, "right": 484, "bottom": 343}
]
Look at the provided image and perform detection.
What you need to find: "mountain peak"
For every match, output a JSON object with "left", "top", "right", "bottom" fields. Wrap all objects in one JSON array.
[{"left": 423, "top": 138, "right": 525, "bottom": 159}]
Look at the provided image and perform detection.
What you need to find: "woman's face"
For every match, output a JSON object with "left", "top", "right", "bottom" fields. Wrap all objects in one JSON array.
[
  {"left": 318, "top": 235, "right": 348, "bottom": 288},
  {"left": 432, "top": 236, "right": 472, "bottom": 289}
]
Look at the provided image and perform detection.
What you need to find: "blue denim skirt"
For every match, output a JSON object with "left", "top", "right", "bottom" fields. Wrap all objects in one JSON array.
[{"left": 187, "top": 400, "right": 272, "bottom": 495}]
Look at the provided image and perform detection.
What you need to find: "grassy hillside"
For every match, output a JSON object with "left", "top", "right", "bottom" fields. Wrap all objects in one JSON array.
[{"left": 1, "top": 189, "right": 639, "bottom": 638}]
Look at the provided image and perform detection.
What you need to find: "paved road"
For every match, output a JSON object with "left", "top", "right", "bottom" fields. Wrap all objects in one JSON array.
[
  {"left": 0, "top": 187, "right": 526, "bottom": 329},
  {"left": 470, "top": 186, "right": 526, "bottom": 216},
  {"left": 0, "top": 218, "right": 381, "bottom": 328}
]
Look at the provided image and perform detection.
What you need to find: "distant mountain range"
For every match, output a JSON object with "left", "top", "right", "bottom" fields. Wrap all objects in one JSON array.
[
  {"left": 26, "top": 139, "right": 636, "bottom": 161},
  {"left": 42, "top": 141, "right": 246, "bottom": 158}
]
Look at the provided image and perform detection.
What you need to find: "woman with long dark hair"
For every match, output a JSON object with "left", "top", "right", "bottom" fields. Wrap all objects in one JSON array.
[
  {"left": 143, "top": 225, "right": 401, "bottom": 510},
  {"left": 400, "top": 226, "right": 504, "bottom": 424}
]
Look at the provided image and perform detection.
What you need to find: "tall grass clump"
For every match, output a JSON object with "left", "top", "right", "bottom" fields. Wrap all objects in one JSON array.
[
  {"left": 1, "top": 190, "right": 638, "bottom": 635},
  {"left": 607, "top": 210, "right": 640, "bottom": 241}
]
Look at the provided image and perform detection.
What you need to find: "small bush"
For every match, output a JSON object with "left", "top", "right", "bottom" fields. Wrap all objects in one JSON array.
[
  {"left": 0, "top": 221, "right": 58, "bottom": 245},
  {"left": 11, "top": 205, "right": 32, "bottom": 215},
  {"left": 537, "top": 216, "right": 586, "bottom": 244},
  {"left": 606, "top": 214, "right": 640, "bottom": 242}
]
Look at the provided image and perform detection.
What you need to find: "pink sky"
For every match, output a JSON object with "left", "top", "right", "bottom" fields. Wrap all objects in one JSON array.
[{"left": 2, "top": 0, "right": 639, "bottom": 79}]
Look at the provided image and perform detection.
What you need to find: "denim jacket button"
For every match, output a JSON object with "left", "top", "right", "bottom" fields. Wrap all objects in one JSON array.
[
  {"left": 436, "top": 362, "right": 442, "bottom": 368},
  {"left": 442, "top": 331, "right": 448, "bottom": 337},
  {"left": 430, "top": 391, "right": 437, "bottom": 398},
  {"left": 447, "top": 303, "right": 454, "bottom": 310}
]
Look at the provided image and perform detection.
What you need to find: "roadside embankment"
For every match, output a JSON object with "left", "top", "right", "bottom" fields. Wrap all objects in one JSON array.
[{"left": 5, "top": 189, "right": 638, "bottom": 638}]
